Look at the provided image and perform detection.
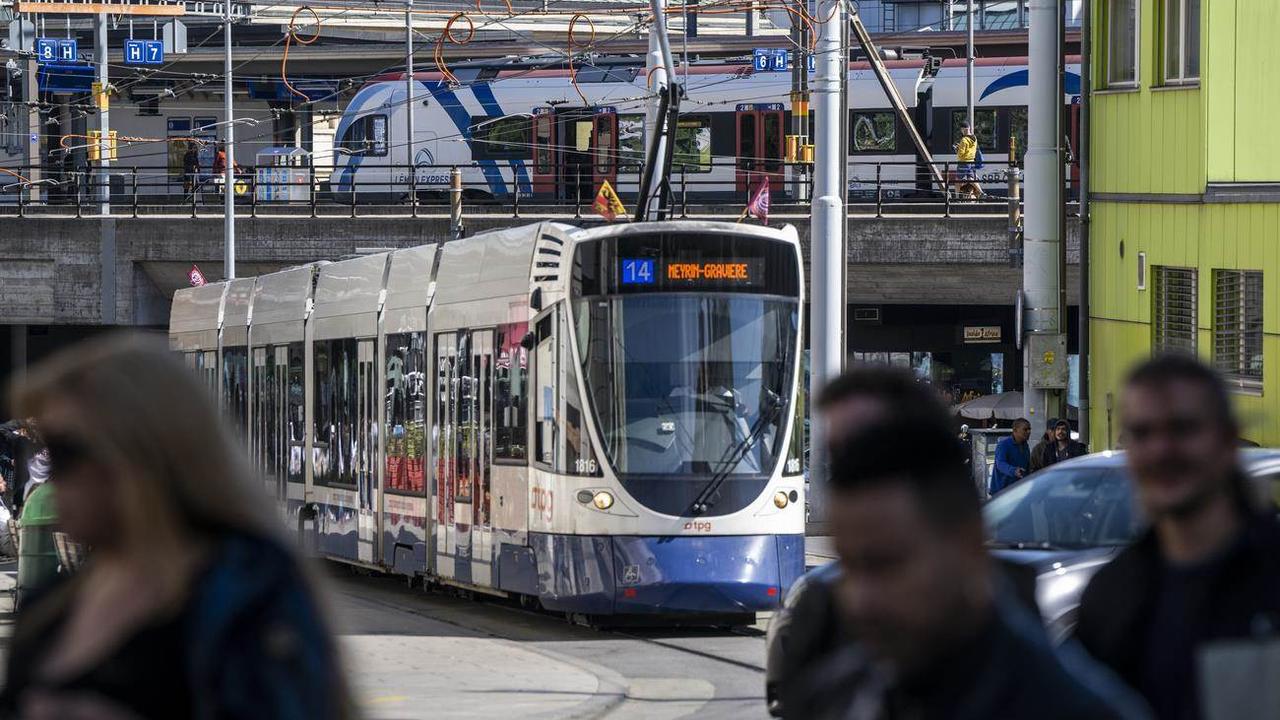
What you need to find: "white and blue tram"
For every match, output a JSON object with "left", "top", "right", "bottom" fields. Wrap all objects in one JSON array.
[{"left": 169, "top": 220, "right": 806, "bottom": 618}]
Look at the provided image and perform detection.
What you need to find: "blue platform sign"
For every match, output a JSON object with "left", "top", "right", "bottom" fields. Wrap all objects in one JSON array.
[
  {"left": 753, "top": 48, "right": 795, "bottom": 73},
  {"left": 752, "top": 48, "right": 771, "bottom": 72},
  {"left": 36, "top": 38, "right": 77, "bottom": 64},
  {"left": 124, "top": 39, "right": 164, "bottom": 65}
]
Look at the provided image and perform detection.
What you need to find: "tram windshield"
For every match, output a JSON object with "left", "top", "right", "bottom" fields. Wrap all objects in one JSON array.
[
  {"left": 575, "top": 294, "right": 797, "bottom": 477},
  {"left": 571, "top": 231, "right": 800, "bottom": 483}
]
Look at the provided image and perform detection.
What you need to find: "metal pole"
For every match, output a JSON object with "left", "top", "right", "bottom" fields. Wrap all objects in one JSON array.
[
  {"left": 406, "top": 0, "right": 416, "bottom": 210},
  {"left": 1022, "top": 0, "right": 1063, "bottom": 423},
  {"left": 1078, "top": 0, "right": 1093, "bottom": 445},
  {"left": 808, "top": 0, "right": 845, "bottom": 519},
  {"left": 224, "top": 0, "right": 236, "bottom": 279},
  {"left": 449, "top": 166, "right": 463, "bottom": 239},
  {"left": 24, "top": 53, "right": 41, "bottom": 205},
  {"left": 966, "top": 0, "right": 975, "bottom": 127},
  {"left": 95, "top": 12, "right": 110, "bottom": 215}
]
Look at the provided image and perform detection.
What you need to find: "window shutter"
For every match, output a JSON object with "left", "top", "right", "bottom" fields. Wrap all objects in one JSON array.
[{"left": 1153, "top": 267, "right": 1197, "bottom": 355}]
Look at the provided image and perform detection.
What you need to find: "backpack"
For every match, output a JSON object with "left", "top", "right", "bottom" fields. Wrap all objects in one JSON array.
[{"left": 974, "top": 146, "right": 985, "bottom": 170}]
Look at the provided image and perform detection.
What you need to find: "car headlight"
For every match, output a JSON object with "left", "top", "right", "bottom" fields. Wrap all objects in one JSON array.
[{"left": 592, "top": 491, "right": 614, "bottom": 510}]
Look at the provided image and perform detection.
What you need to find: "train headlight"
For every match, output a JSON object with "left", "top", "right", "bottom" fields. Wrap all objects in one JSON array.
[
  {"left": 593, "top": 491, "right": 614, "bottom": 510},
  {"left": 773, "top": 491, "right": 789, "bottom": 509}
]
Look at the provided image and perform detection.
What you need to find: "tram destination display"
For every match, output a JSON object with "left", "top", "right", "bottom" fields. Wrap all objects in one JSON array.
[{"left": 618, "top": 256, "right": 765, "bottom": 289}]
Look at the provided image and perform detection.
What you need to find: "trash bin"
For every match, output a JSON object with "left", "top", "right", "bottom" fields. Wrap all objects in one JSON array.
[{"left": 16, "top": 483, "right": 58, "bottom": 606}]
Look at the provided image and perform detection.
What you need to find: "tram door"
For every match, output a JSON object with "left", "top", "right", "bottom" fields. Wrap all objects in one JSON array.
[
  {"left": 356, "top": 339, "right": 377, "bottom": 564},
  {"left": 735, "top": 104, "right": 785, "bottom": 194},
  {"left": 530, "top": 109, "right": 557, "bottom": 196},
  {"left": 272, "top": 346, "right": 290, "bottom": 506},
  {"left": 251, "top": 348, "right": 272, "bottom": 500},
  {"left": 433, "top": 332, "right": 459, "bottom": 577},
  {"left": 469, "top": 330, "right": 494, "bottom": 585}
]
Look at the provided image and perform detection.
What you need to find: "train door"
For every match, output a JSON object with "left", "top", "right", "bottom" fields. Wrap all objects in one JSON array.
[
  {"left": 433, "top": 332, "right": 459, "bottom": 577},
  {"left": 531, "top": 108, "right": 557, "bottom": 196},
  {"left": 735, "top": 104, "right": 785, "bottom": 194},
  {"left": 592, "top": 111, "right": 618, "bottom": 194},
  {"left": 470, "top": 330, "right": 494, "bottom": 585},
  {"left": 356, "top": 339, "right": 377, "bottom": 564}
]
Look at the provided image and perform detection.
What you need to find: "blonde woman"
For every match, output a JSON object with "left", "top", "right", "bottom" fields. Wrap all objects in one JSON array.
[{"left": 1, "top": 334, "right": 352, "bottom": 720}]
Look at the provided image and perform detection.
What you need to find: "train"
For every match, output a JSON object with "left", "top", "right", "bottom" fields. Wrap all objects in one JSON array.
[
  {"left": 331, "top": 54, "right": 1082, "bottom": 201},
  {"left": 169, "top": 219, "right": 807, "bottom": 620}
]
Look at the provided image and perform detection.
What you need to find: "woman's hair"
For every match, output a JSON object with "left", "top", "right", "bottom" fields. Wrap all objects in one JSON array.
[{"left": 10, "top": 332, "right": 279, "bottom": 564}]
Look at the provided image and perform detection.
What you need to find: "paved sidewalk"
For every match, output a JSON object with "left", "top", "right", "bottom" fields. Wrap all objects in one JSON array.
[{"left": 805, "top": 535, "right": 837, "bottom": 567}]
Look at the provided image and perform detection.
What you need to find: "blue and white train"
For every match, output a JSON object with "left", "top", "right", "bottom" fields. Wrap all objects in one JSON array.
[
  {"left": 330, "top": 55, "right": 1082, "bottom": 201},
  {"left": 170, "top": 219, "right": 807, "bottom": 620}
]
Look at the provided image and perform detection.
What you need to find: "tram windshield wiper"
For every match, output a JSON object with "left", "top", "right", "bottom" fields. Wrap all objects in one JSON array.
[{"left": 689, "top": 391, "right": 784, "bottom": 515}]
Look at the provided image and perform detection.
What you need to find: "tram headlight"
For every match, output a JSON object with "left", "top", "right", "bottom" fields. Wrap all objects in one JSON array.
[
  {"left": 593, "top": 491, "right": 614, "bottom": 510},
  {"left": 773, "top": 491, "right": 789, "bottom": 509}
]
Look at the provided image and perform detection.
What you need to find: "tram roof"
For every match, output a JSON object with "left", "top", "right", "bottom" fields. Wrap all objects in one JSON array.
[
  {"left": 433, "top": 222, "right": 561, "bottom": 307},
  {"left": 251, "top": 263, "right": 323, "bottom": 327},
  {"left": 312, "top": 253, "right": 392, "bottom": 320},
  {"left": 170, "top": 281, "right": 227, "bottom": 336}
]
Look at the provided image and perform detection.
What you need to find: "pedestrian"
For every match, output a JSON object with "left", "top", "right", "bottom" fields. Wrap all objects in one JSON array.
[
  {"left": 785, "top": 414, "right": 1149, "bottom": 719},
  {"left": 0, "top": 334, "right": 353, "bottom": 720},
  {"left": 1075, "top": 355, "right": 1280, "bottom": 720},
  {"left": 766, "top": 368, "right": 953, "bottom": 716},
  {"left": 1029, "top": 417, "right": 1057, "bottom": 474},
  {"left": 212, "top": 143, "right": 227, "bottom": 177},
  {"left": 181, "top": 141, "right": 200, "bottom": 197},
  {"left": 1040, "top": 419, "right": 1087, "bottom": 469},
  {"left": 990, "top": 417, "right": 1031, "bottom": 494},
  {"left": 953, "top": 122, "right": 983, "bottom": 199}
]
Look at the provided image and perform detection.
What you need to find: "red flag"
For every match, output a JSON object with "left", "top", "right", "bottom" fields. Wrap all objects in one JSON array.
[
  {"left": 188, "top": 264, "right": 206, "bottom": 287},
  {"left": 746, "top": 176, "right": 770, "bottom": 223}
]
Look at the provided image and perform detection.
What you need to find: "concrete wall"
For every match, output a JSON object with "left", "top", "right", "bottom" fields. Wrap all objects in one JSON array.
[{"left": 0, "top": 215, "right": 1079, "bottom": 326}]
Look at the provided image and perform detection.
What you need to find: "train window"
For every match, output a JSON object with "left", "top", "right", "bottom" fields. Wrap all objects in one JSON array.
[
  {"left": 338, "top": 114, "right": 388, "bottom": 157},
  {"left": 851, "top": 111, "right": 896, "bottom": 153},
  {"left": 738, "top": 113, "right": 756, "bottom": 170},
  {"left": 594, "top": 116, "right": 615, "bottom": 176},
  {"left": 762, "top": 112, "right": 783, "bottom": 172},
  {"left": 252, "top": 347, "right": 273, "bottom": 481},
  {"left": 454, "top": 332, "right": 474, "bottom": 505},
  {"left": 534, "top": 115, "right": 553, "bottom": 174},
  {"left": 434, "top": 333, "right": 458, "bottom": 526},
  {"left": 618, "top": 114, "right": 645, "bottom": 172},
  {"left": 1008, "top": 108, "right": 1028, "bottom": 162},
  {"left": 674, "top": 115, "right": 712, "bottom": 173},
  {"left": 385, "top": 332, "right": 427, "bottom": 494},
  {"left": 222, "top": 346, "right": 248, "bottom": 438},
  {"left": 471, "top": 331, "right": 494, "bottom": 525},
  {"left": 286, "top": 342, "right": 305, "bottom": 484},
  {"left": 495, "top": 322, "right": 529, "bottom": 462},
  {"left": 950, "top": 109, "right": 998, "bottom": 151},
  {"left": 471, "top": 115, "right": 533, "bottom": 160}
]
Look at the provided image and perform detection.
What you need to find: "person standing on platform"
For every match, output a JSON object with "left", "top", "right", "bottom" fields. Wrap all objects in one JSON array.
[{"left": 990, "top": 418, "right": 1032, "bottom": 494}]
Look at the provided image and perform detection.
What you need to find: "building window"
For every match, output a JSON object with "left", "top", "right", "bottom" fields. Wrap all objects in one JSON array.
[
  {"left": 1213, "top": 270, "right": 1263, "bottom": 390},
  {"left": 1152, "top": 266, "right": 1197, "bottom": 355},
  {"left": 1164, "top": 0, "right": 1200, "bottom": 84},
  {"left": 1106, "top": 0, "right": 1139, "bottom": 87}
]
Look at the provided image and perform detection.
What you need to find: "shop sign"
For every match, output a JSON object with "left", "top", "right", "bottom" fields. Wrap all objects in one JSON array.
[{"left": 963, "top": 326, "right": 1001, "bottom": 344}]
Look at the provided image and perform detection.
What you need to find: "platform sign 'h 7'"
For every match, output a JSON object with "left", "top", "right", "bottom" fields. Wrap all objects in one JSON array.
[{"left": 124, "top": 39, "right": 164, "bottom": 65}]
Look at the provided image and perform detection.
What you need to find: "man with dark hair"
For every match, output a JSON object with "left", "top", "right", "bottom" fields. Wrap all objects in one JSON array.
[
  {"left": 1029, "top": 417, "right": 1057, "bottom": 473},
  {"left": 990, "top": 417, "right": 1032, "bottom": 494},
  {"left": 1041, "top": 418, "right": 1087, "bottom": 469},
  {"left": 766, "top": 368, "right": 949, "bottom": 715},
  {"left": 786, "top": 416, "right": 1147, "bottom": 719},
  {"left": 1076, "top": 355, "right": 1280, "bottom": 720}
]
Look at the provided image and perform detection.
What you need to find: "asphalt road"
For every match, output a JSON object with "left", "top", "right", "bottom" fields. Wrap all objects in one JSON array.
[{"left": 327, "top": 567, "right": 773, "bottom": 720}]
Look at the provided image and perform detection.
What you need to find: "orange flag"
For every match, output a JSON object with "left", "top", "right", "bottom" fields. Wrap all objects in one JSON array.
[{"left": 593, "top": 180, "right": 627, "bottom": 222}]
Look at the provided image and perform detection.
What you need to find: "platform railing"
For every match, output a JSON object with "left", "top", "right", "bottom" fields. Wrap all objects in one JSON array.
[{"left": 0, "top": 158, "right": 1055, "bottom": 220}]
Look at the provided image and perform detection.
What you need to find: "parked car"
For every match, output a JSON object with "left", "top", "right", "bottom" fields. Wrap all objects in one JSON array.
[{"left": 985, "top": 449, "right": 1280, "bottom": 643}]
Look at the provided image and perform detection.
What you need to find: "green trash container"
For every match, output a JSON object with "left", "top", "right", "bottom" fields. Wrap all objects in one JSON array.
[{"left": 16, "top": 483, "right": 59, "bottom": 607}]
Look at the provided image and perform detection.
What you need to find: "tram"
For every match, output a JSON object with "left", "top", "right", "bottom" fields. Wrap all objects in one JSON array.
[{"left": 169, "top": 220, "right": 806, "bottom": 619}]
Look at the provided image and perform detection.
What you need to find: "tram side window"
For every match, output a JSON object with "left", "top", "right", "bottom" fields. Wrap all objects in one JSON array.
[
  {"left": 534, "top": 313, "right": 557, "bottom": 467},
  {"left": 495, "top": 322, "right": 529, "bottom": 462},
  {"left": 338, "top": 114, "right": 388, "bottom": 158},
  {"left": 674, "top": 116, "right": 712, "bottom": 173},
  {"left": 385, "top": 332, "right": 427, "bottom": 494},
  {"left": 471, "top": 115, "right": 533, "bottom": 160},
  {"left": 563, "top": 311, "right": 599, "bottom": 476},
  {"left": 286, "top": 342, "right": 305, "bottom": 484},
  {"left": 222, "top": 347, "right": 248, "bottom": 437},
  {"left": 314, "top": 338, "right": 359, "bottom": 487}
]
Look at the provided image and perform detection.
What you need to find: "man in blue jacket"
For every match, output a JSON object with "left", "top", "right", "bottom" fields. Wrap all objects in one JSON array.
[{"left": 990, "top": 417, "right": 1032, "bottom": 494}]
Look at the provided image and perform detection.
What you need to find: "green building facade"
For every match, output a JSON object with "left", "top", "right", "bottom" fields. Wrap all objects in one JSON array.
[{"left": 1089, "top": 0, "right": 1279, "bottom": 447}]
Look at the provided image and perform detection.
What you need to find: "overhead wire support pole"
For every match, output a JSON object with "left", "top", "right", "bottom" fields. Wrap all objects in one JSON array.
[
  {"left": 406, "top": 0, "right": 415, "bottom": 210},
  {"left": 635, "top": 0, "right": 680, "bottom": 222},
  {"left": 846, "top": 7, "right": 946, "bottom": 194},
  {"left": 224, "top": 0, "right": 236, "bottom": 279},
  {"left": 95, "top": 12, "right": 110, "bottom": 215},
  {"left": 807, "top": 0, "right": 846, "bottom": 521},
  {"left": 966, "top": 0, "right": 974, "bottom": 127}
]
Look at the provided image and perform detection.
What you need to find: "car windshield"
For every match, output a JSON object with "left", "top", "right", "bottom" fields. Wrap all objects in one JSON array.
[
  {"left": 575, "top": 293, "right": 797, "bottom": 477},
  {"left": 984, "top": 465, "right": 1140, "bottom": 549}
]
